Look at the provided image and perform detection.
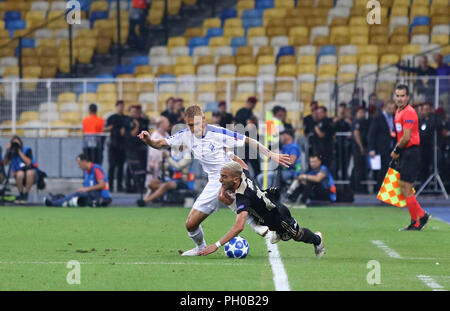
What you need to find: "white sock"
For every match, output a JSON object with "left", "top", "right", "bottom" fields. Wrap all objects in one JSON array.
[{"left": 188, "top": 225, "right": 206, "bottom": 249}]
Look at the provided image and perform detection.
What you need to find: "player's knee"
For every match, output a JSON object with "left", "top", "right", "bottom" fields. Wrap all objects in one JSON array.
[{"left": 185, "top": 219, "right": 198, "bottom": 232}]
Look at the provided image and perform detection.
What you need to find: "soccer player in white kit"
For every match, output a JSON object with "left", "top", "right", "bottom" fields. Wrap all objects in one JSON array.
[{"left": 138, "top": 105, "right": 292, "bottom": 256}]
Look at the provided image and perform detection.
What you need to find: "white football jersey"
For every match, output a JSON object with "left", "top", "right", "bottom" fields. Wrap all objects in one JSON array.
[{"left": 165, "top": 124, "right": 246, "bottom": 179}]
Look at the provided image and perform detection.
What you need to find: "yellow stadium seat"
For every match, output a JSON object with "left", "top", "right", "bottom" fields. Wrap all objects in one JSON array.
[
  {"left": 97, "top": 84, "right": 117, "bottom": 94},
  {"left": 350, "top": 6, "right": 366, "bottom": 17},
  {"left": 350, "top": 26, "right": 369, "bottom": 37},
  {"left": 266, "top": 27, "right": 287, "bottom": 37},
  {"left": 23, "top": 66, "right": 42, "bottom": 78},
  {"left": 196, "top": 55, "right": 215, "bottom": 65},
  {"left": 401, "top": 44, "right": 421, "bottom": 56},
  {"left": 257, "top": 46, "right": 274, "bottom": 57},
  {"left": 371, "top": 35, "right": 388, "bottom": 45},
  {"left": 350, "top": 36, "right": 369, "bottom": 45},
  {"left": 247, "top": 27, "right": 266, "bottom": 38},
  {"left": 58, "top": 92, "right": 77, "bottom": 103},
  {"left": 286, "top": 17, "right": 307, "bottom": 28},
  {"left": 289, "top": 26, "right": 308, "bottom": 38},
  {"left": 268, "top": 18, "right": 286, "bottom": 28},
  {"left": 298, "top": 55, "right": 316, "bottom": 65},
  {"left": 359, "top": 54, "right": 378, "bottom": 66},
  {"left": 21, "top": 111, "right": 40, "bottom": 122},
  {"left": 90, "top": 1, "right": 108, "bottom": 12},
  {"left": 411, "top": 25, "right": 430, "bottom": 36},
  {"left": 175, "top": 56, "right": 193, "bottom": 66},
  {"left": 391, "top": 6, "right": 408, "bottom": 17},
  {"left": 289, "top": 36, "right": 309, "bottom": 46},
  {"left": 380, "top": 54, "right": 400, "bottom": 67},
  {"left": 223, "top": 27, "right": 245, "bottom": 38},
  {"left": 339, "top": 55, "right": 358, "bottom": 65},
  {"left": 175, "top": 65, "right": 195, "bottom": 76},
  {"left": 203, "top": 18, "right": 221, "bottom": 29},
  {"left": 277, "top": 64, "right": 296, "bottom": 77},
  {"left": 167, "top": 0, "right": 182, "bottom": 15},
  {"left": 275, "top": 0, "right": 295, "bottom": 9},
  {"left": 431, "top": 34, "right": 449, "bottom": 45},
  {"left": 379, "top": 45, "right": 402, "bottom": 57},
  {"left": 156, "top": 65, "right": 175, "bottom": 76},
  {"left": 237, "top": 64, "right": 258, "bottom": 76},
  {"left": 236, "top": 55, "right": 256, "bottom": 66},
  {"left": 147, "top": 7, "right": 164, "bottom": 26},
  {"left": 318, "top": 64, "right": 337, "bottom": 75},
  {"left": 390, "top": 34, "right": 409, "bottom": 45},
  {"left": 237, "top": 0, "right": 255, "bottom": 16},
  {"left": 185, "top": 27, "right": 205, "bottom": 38},
  {"left": 197, "top": 83, "right": 216, "bottom": 93},
  {"left": 218, "top": 56, "right": 236, "bottom": 65},
  {"left": 410, "top": 6, "right": 429, "bottom": 21},
  {"left": 236, "top": 46, "right": 253, "bottom": 57},
  {"left": 278, "top": 55, "right": 296, "bottom": 65},
  {"left": 3, "top": 66, "right": 19, "bottom": 77},
  {"left": 313, "top": 36, "right": 330, "bottom": 46},
  {"left": 297, "top": 63, "right": 316, "bottom": 74},
  {"left": 168, "top": 36, "right": 187, "bottom": 47},
  {"left": 77, "top": 47, "right": 94, "bottom": 64},
  {"left": 209, "top": 36, "right": 231, "bottom": 47},
  {"left": 224, "top": 18, "right": 242, "bottom": 29},
  {"left": 430, "top": 4, "right": 450, "bottom": 17},
  {"left": 257, "top": 55, "right": 276, "bottom": 65},
  {"left": 392, "top": 0, "right": 410, "bottom": 7}
]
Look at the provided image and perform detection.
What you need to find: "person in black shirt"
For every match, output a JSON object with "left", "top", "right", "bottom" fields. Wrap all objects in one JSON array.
[
  {"left": 161, "top": 97, "right": 178, "bottom": 129},
  {"left": 303, "top": 101, "right": 319, "bottom": 137},
  {"left": 418, "top": 102, "right": 446, "bottom": 184},
  {"left": 216, "top": 101, "right": 234, "bottom": 128},
  {"left": 313, "top": 106, "right": 334, "bottom": 168},
  {"left": 350, "top": 107, "right": 370, "bottom": 193},
  {"left": 104, "top": 100, "right": 126, "bottom": 192},
  {"left": 348, "top": 88, "right": 367, "bottom": 117},
  {"left": 234, "top": 96, "right": 257, "bottom": 127},
  {"left": 198, "top": 162, "right": 325, "bottom": 258}
]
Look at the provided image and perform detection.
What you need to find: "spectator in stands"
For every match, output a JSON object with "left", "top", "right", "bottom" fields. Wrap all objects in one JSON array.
[
  {"left": 272, "top": 105, "right": 293, "bottom": 132},
  {"left": 128, "top": 0, "right": 150, "bottom": 50},
  {"left": 285, "top": 154, "right": 336, "bottom": 206},
  {"left": 146, "top": 116, "right": 170, "bottom": 189},
  {"left": 396, "top": 56, "right": 436, "bottom": 103},
  {"left": 333, "top": 103, "right": 352, "bottom": 180},
  {"left": 350, "top": 107, "right": 370, "bottom": 193},
  {"left": 303, "top": 101, "right": 319, "bottom": 137},
  {"left": 256, "top": 129, "right": 301, "bottom": 188},
  {"left": 418, "top": 102, "right": 446, "bottom": 184},
  {"left": 104, "top": 100, "right": 126, "bottom": 192},
  {"left": 348, "top": 88, "right": 367, "bottom": 116},
  {"left": 82, "top": 103, "right": 105, "bottom": 165},
  {"left": 215, "top": 101, "right": 234, "bottom": 128},
  {"left": 173, "top": 98, "right": 185, "bottom": 125},
  {"left": 368, "top": 93, "right": 383, "bottom": 117},
  {"left": 234, "top": 96, "right": 257, "bottom": 127},
  {"left": 312, "top": 106, "right": 334, "bottom": 169},
  {"left": 124, "top": 105, "right": 150, "bottom": 192},
  {"left": 368, "top": 100, "right": 397, "bottom": 192},
  {"left": 44, "top": 153, "right": 112, "bottom": 207},
  {"left": 138, "top": 145, "right": 193, "bottom": 206},
  {"left": 3, "top": 135, "right": 37, "bottom": 203},
  {"left": 161, "top": 97, "right": 178, "bottom": 129},
  {"left": 433, "top": 53, "right": 450, "bottom": 118}
]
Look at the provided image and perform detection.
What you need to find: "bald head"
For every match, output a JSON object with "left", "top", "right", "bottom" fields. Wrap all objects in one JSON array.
[{"left": 222, "top": 161, "right": 243, "bottom": 177}]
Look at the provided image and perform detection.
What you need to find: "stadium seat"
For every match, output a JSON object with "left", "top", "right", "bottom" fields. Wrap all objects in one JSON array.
[{"left": 220, "top": 8, "right": 237, "bottom": 26}]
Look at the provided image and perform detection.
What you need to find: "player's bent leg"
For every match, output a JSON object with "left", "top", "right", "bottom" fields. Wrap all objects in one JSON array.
[
  {"left": 181, "top": 208, "right": 210, "bottom": 256},
  {"left": 293, "top": 227, "right": 325, "bottom": 258},
  {"left": 227, "top": 201, "right": 269, "bottom": 237}
]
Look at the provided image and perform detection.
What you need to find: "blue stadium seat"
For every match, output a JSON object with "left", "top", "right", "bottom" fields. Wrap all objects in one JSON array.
[
  {"left": 6, "top": 20, "right": 26, "bottom": 34},
  {"left": 113, "top": 65, "right": 135, "bottom": 77},
  {"left": 220, "top": 8, "right": 237, "bottom": 26},
  {"left": 242, "top": 17, "right": 263, "bottom": 30},
  {"left": 444, "top": 54, "right": 450, "bottom": 64},
  {"left": 158, "top": 74, "right": 176, "bottom": 85},
  {"left": 231, "top": 37, "right": 248, "bottom": 55},
  {"left": 317, "top": 45, "right": 336, "bottom": 59},
  {"left": 78, "top": 0, "right": 92, "bottom": 11},
  {"left": 206, "top": 28, "right": 224, "bottom": 38},
  {"left": 189, "top": 37, "right": 209, "bottom": 55},
  {"left": 277, "top": 46, "right": 295, "bottom": 63},
  {"left": 410, "top": 16, "right": 430, "bottom": 34},
  {"left": 76, "top": 83, "right": 99, "bottom": 96},
  {"left": 90, "top": 11, "right": 109, "bottom": 28},
  {"left": 4, "top": 11, "right": 22, "bottom": 22},
  {"left": 242, "top": 9, "right": 264, "bottom": 19},
  {"left": 131, "top": 55, "right": 150, "bottom": 66},
  {"left": 255, "top": 0, "right": 274, "bottom": 10}
]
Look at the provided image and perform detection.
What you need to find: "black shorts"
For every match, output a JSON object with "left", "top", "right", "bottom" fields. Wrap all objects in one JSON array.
[
  {"left": 397, "top": 146, "right": 420, "bottom": 183},
  {"left": 273, "top": 204, "right": 301, "bottom": 241}
]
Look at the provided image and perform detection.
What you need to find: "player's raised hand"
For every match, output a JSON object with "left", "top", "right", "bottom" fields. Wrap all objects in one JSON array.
[
  {"left": 137, "top": 130, "right": 152, "bottom": 145},
  {"left": 270, "top": 152, "right": 293, "bottom": 168}
]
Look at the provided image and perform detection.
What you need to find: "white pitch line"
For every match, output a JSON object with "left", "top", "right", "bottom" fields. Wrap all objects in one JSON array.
[
  {"left": 417, "top": 275, "right": 448, "bottom": 291},
  {"left": 371, "top": 240, "right": 403, "bottom": 259},
  {"left": 265, "top": 233, "right": 291, "bottom": 291}
]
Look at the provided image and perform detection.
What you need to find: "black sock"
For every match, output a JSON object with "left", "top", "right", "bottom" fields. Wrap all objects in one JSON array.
[{"left": 299, "top": 228, "right": 321, "bottom": 246}]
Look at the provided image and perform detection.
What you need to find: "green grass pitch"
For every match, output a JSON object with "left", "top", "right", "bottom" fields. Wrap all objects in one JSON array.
[{"left": 0, "top": 206, "right": 448, "bottom": 291}]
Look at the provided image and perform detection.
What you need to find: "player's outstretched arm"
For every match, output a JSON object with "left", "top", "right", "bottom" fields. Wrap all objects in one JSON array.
[
  {"left": 226, "top": 149, "right": 249, "bottom": 171},
  {"left": 199, "top": 211, "right": 248, "bottom": 256},
  {"left": 245, "top": 137, "right": 292, "bottom": 168},
  {"left": 137, "top": 130, "right": 169, "bottom": 149}
]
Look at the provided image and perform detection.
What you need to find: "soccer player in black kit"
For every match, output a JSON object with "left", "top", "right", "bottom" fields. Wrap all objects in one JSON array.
[{"left": 199, "top": 162, "right": 325, "bottom": 258}]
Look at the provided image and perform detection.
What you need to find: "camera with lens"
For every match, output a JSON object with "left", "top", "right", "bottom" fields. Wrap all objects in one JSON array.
[{"left": 8, "top": 142, "right": 20, "bottom": 158}]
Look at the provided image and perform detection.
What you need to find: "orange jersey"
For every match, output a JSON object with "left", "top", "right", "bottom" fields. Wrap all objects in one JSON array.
[
  {"left": 82, "top": 115, "right": 104, "bottom": 134},
  {"left": 394, "top": 104, "right": 420, "bottom": 148}
]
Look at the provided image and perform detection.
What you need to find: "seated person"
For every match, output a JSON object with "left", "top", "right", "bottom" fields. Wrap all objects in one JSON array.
[
  {"left": 137, "top": 146, "right": 193, "bottom": 206},
  {"left": 44, "top": 153, "right": 112, "bottom": 207},
  {"left": 3, "top": 135, "right": 37, "bottom": 203},
  {"left": 285, "top": 154, "right": 336, "bottom": 206},
  {"left": 257, "top": 130, "right": 301, "bottom": 188}
]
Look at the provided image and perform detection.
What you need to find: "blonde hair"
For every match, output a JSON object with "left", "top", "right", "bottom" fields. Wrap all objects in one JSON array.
[
  {"left": 184, "top": 105, "right": 203, "bottom": 119},
  {"left": 222, "top": 161, "right": 243, "bottom": 178}
]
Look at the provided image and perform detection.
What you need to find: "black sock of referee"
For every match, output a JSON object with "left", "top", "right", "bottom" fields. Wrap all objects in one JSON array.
[{"left": 298, "top": 228, "right": 321, "bottom": 245}]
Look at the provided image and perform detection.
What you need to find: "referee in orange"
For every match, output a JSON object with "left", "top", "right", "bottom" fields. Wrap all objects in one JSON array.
[{"left": 391, "top": 84, "right": 431, "bottom": 231}]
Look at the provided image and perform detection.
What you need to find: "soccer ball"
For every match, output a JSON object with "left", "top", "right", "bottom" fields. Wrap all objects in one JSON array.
[{"left": 224, "top": 236, "right": 249, "bottom": 259}]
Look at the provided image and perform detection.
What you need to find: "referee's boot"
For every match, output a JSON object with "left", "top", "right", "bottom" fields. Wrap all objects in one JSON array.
[
  {"left": 398, "top": 219, "right": 420, "bottom": 231},
  {"left": 417, "top": 212, "right": 431, "bottom": 231}
]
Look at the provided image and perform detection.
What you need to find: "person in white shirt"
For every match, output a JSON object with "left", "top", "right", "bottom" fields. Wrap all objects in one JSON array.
[{"left": 138, "top": 105, "right": 292, "bottom": 256}]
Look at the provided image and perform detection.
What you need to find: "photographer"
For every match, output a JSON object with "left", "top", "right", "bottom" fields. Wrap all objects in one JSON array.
[{"left": 3, "top": 135, "right": 36, "bottom": 203}]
